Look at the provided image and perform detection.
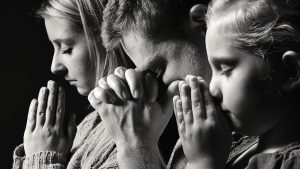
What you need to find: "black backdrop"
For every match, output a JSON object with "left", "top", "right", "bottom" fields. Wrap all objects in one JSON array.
[{"left": 1, "top": 1, "right": 178, "bottom": 167}]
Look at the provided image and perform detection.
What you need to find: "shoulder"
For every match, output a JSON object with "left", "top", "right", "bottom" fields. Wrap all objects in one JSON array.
[
  {"left": 227, "top": 135, "right": 258, "bottom": 163},
  {"left": 248, "top": 142, "right": 300, "bottom": 169}
]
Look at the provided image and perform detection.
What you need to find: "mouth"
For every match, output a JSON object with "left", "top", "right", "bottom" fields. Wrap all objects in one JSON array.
[{"left": 66, "top": 79, "right": 76, "bottom": 85}]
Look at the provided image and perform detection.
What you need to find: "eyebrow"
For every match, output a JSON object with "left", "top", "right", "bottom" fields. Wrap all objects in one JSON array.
[
  {"left": 52, "top": 38, "right": 75, "bottom": 45},
  {"left": 210, "top": 56, "right": 237, "bottom": 65}
]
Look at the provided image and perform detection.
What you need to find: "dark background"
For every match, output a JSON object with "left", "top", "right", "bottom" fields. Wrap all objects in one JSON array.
[
  {"left": 1, "top": 1, "right": 89, "bottom": 167},
  {"left": 1, "top": 1, "right": 178, "bottom": 167}
]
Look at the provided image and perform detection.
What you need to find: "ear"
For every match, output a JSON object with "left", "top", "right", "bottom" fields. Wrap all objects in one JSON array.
[
  {"left": 188, "top": 4, "right": 207, "bottom": 35},
  {"left": 281, "top": 51, "right": 300, "bottom": 91}
]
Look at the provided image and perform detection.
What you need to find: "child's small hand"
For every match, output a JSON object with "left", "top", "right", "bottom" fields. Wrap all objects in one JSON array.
[
  {"left": 24, "top": 81, "right": 76, "bottom": 156},
  {"left": 173, "top": 75, "right": 232, "bottom": 169}
]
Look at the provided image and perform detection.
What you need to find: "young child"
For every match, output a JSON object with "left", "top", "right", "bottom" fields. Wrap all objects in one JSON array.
[{"left": 173, "top": 0, "right": 300, "bottom": 168}]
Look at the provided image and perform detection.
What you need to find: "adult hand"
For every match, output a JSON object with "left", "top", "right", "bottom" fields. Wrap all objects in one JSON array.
[
  {"left": 88, "top": 67, "right": 172, "bottom": 169},
  {"left": 24, "top": 81, "right": 76, "bottom": 156},
  {"left": 89, "top": 67, "right": 171, "bottom": 147}
]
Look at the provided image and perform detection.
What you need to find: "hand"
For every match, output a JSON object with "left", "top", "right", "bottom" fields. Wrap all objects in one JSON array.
[
  {"left": 24, "top": 81, "right": 77, "bottom": 156},
  {"left": 88, "top": 67, "right": 172, "bottom": 147},
  {"left": 173, "top": 75, "right": 231, "bottom": 169}
]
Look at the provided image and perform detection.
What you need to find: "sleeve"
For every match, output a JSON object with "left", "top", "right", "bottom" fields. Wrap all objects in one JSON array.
[
  {"left": 247, "top": 151, "right": 300, "bottom": 169},
  {"left": 12, "top": 144, "right": 25, "bottom": 169},
  {"left": 166, "top": 139, "right": 188, "bottom": 169},
  {"left": 12, "top": 144, "right": 68, "bottom": 169}
]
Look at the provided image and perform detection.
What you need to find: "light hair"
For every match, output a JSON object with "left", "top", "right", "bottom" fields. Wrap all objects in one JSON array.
[
  {"left": 37, "top": 0, "right": 129, "bottom": 87},
  {"left": 206, "top": 0, "right": 300, "bottom": 61}
]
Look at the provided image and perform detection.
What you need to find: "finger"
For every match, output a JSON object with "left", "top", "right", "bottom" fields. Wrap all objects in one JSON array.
[
  {"left": 88, "top": 89, "right": 101, "bottom": 109},
  {"left": 125, "top": 69, "right": 144, "bottom": 99},
  {"left": 67, "top": 114, "right": 77, "bottom": 145},
  {"left": 175, "top": 99, "right": 185, "bottom": 138},
  {"left": 90, "top": 87, "right": 119, "bottom": 105},
  {"left": 107, "top": 74, "right": 130, "bottom": 100},
  {"left": 45, "top": 80, "right": 58, "bottom": 126},
  {"left": 55, "top": 87, "right": 65, "bottom": 132},
  {"left": 114, "top": 66, "right": 127, "bottom": 79},
  {"left": 98, "top": 77, "right": 110, "bottom": 89},
  {"left": 185, "top": 75, "right": 194, "bottom": 85},
  {"left": 25, "top": 99, "right": 38, "bottom": 132},
  {"left": 36, "top": 87, "right": 49, "bottom": 127},
  {"left": 144, "top": 73, "right": 158, "bottom": 103},
  {"left": 198, "top": 78, "right": 216, "bottom": 118},
  {"left": 173, "top": 95, "right": 180, "bottom": 121},
  {"left": 179, "top": 82, "right": 193, "bottom": 127},
  {"left": 189, "top": 76, "right": 205, "bottom": 120}
]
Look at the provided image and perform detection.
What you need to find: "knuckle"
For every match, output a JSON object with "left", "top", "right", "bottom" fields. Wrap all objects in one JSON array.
[
  {"left": 99, "top": 77, "right": 108, "bottom": 84},
  {"left": 42, "top": 127, "right": 52, "bottom": 137},
  {"left": 47, "top": 105, "right": 54, "bottom": 112},
  {"left": 114, "top": 67, "right": 125, "bottom": 75},
  {"left": 38, "top": 111, "right": 45, "bottom": 116},
  {"left": 192, "top": 101, "right": 202, "bottom": 109},
  {"left": 107, "top": 74, "right": 116, "bottom": 80},
  {"left": 206, "top": 118, "right": 217, "bottom": 127},
  {"left": 57, "top": 107, "right": 63, "bottom": 115}
]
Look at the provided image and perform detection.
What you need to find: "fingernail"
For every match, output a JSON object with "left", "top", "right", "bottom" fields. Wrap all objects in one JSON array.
[
  {"left": 189, "top": 77, "right": 198, "bottom": 87},
  {"left": 133, "top": 90, "right": 139, "bottom": 98},
  {"left": 122, "top": 91, "right": 128, "bottom": 99}
]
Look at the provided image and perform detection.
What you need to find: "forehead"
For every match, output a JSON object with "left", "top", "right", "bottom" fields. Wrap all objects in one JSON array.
[
  {"left": 44, "top": 16, "right": 82, "bottom": 41},
  {"left": 121, "top": 30, "right": 158, "bottom": 58},
  {"left": 206, "top": 25, "right": 232, "bottom": 54}
]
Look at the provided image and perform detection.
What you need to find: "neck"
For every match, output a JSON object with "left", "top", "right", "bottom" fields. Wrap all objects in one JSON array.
[{"left": 257, "top": 110, "right": 300, "bottom": 153}]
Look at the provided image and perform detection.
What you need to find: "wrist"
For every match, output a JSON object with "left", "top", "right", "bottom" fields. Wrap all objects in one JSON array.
[
  {"left": 117, "top": 143, "right": 161, "bottom": 169},
  {"left": 188, "top": 158, "right": 224, "bottom": 169}
]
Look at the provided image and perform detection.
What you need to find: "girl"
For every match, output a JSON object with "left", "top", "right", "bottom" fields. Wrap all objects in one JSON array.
[
  {"left": 12, "top": 0, "right": 130, "bottom": 168},
  {"left": 173, "top": 0, "right": 300, "bottom": 168}
]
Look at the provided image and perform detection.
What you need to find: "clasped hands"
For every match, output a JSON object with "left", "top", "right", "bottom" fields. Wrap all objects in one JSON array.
[{"left": 88, "top": 67, "right": 172, "bottom": 149}]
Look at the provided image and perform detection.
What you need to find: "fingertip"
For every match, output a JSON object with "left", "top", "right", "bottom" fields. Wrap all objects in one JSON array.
[
  {"left": 185, "top": 75, "right": 193, "bottom": 85},
  {"left": 93, "top": 88, "right": 101, "bottom": 99},
  {"left": 31, "top": 98, "right": 38, "bottom": 104},
  {"left": 98, "top": 77, "right": 109, "bottom": 89},
  {"left": 114, "top": 66, "right": 126, "bottom": 78},
  {"left": 173, "top": 95, "right": 180, "bottom": 102}
]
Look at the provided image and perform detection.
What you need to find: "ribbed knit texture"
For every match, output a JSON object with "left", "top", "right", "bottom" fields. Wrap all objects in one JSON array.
[{"left": 12, "top": 111, "right": 119, "bottom": 169}]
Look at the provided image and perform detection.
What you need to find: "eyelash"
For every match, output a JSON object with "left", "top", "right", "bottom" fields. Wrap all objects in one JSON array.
[
  {"left": 219, "top": 65, "right": 233, "bottom": 76},
  {"left": 62, "top": 48, "right": 73, "bottom": 54}
]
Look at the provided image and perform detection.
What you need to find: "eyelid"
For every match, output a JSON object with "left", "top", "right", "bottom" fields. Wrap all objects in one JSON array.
[{"left": 62, "top": 47, "right": 73, "bottom": 54}]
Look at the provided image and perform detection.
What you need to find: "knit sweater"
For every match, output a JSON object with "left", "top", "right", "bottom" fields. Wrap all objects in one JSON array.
[
  {"left": 167, "top": 136, "right": 300, "bottom": 169},
  {"left": 12, "top": 111, "right": 118, "bottom": 169}
]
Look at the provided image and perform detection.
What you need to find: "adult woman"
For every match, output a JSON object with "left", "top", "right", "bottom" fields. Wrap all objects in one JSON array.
[{"left": 12, "top": 0, "right": 130, "bottom": 168}]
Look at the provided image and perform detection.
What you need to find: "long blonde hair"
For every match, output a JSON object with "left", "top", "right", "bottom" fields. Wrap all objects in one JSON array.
[{"left": 37, "top": 0, "right": 129, "bottom": 87}]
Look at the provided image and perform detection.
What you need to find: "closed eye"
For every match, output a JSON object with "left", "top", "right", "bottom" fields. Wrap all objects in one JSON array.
[
  {"left": 210, "top": 56, "right": 237, "bottom": 76},
  {"left": 62, "top": 48, "right": 73, "bottom": 54},
  {"left": 220, "top": 64, "right": 233, "bottom": 76}
]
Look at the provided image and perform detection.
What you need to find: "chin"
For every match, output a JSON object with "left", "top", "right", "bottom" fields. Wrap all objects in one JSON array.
[{"left": 76, "top": 87, "right": 90, "bottom": 96}]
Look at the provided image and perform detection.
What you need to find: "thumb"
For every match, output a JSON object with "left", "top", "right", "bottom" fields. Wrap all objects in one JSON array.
[{"left": 88, "top": 89, "right": 102, "bottom": 109}]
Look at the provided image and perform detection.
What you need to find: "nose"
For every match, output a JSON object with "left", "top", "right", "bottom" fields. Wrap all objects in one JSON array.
[
  {"left": 50, "top": 53, "right": 67, "bottom": 75},
  {"left": 209, "top": 74, "right": 222, "bottom": 102}
]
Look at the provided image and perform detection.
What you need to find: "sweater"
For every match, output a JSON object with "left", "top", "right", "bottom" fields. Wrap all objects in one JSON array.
[
  {"left": 167, "top": 136, "right": 300, "bottom": 169},
  {"left": 12, "top": 111, "right": 118, "bottom": 169}
]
